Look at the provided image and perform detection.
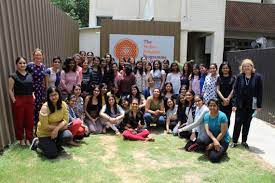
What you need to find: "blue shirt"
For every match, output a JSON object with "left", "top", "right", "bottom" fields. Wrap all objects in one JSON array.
[{"left": 204, "top": 111, "right": 230, "bottom": 143}]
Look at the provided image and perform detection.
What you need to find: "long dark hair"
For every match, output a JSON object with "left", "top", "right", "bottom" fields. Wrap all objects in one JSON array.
[
  {"left": 152, "top": 60, "right": 162, "bottom": 71},
  {"left": 47, "top": 86, "right": 62, "bottom": 114},
  {"left": 170, "top": 62, "right": 180, "bottom": 73},
  {"left": 164, "top": 97, "right": 176, "bottom": 111},
  {"left": 191, "top": 64, "right": 201, "bottom": 79},
  {"left": 134, "top": 60, "right": 144, "bottom": 75},
  {"left": 128, "top": 85, "right": 142, "bottom": 104},
  {"left": 63, "top": 57, "right": 76, "bottom": 73},
  {"left": 88, "top": 85, "right": 102, "bottom": 108},
  {"left": 163, "top": 82, "right": 174, "bottom": 95},
  {"left": 105, "top": 94, "right": 119, "bottom": 115},
  {"left": 219, "top": 62, "right": 232, "bottom": 77},
  {"left": 183, "top": 63, "right": 192, "bottom": 77}
]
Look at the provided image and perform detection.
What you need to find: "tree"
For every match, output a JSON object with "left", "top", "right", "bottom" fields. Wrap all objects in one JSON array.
[{"left": 50, "top": 0, "right": 89, "bottom": 27}]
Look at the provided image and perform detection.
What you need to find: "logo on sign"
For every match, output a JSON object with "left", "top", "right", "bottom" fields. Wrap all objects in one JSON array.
[{"left": 114, "top": 39, "right": 139, "bottom": 60}]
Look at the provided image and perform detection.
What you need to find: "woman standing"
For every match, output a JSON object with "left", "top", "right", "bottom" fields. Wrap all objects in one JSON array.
[
  {"left": 9, "top": 57, "right": 34, "bottom": 146},
  {"left": 89, "top": 56, "right": 102, "bottom": 86},
  {"left": 118, "top": 64, "right": 136, "bottom": 96},
  {"left": 84, "top": 86, "right": 104, "bottom": 134},
  {"left": 45, "top": 56, "right": 61, "bottom": 89},
  {"left": 81, "top": 59, "right": 91, "bottom": 97},
  {"left": 216, "top": 62, "right": 235, "bottom": 126},
  {"left": 150, "top": 60, "right": 166, "bottom": 89},
  {"left": 134, "top": 60, "right": 146, "bottom": 93},
  {"left": 180, "top": 63, "right": 192, "bottom": 90},
  {"left": 144, "top": 88, "right": 165, "bottom": 127},
  {"left": 112, "top": 63, "right": 122, "bottom": 86},
  {"left": 231, "top": 59, "right": 263, "bottom": 149},
  {"left": 204, "top": 99, "right": 230, "bottom": 163},
  {"left": 189, "top": 64, "right": 201, "bottom": 96},
  {"left": 26, "top": 48, "right": 46, "bottom": 126},
  {"left": 121, "top": 99, "right": 154, "bottom": 142},
  {"left": 100, "top": 95, "right": 125, "bottom": 135},
  {"left": 60, "top": 57, "right": 81, "bottom": 99},
  {"left": 166, "top": 63, "right": 181, "bottom": 95},
  {"left": 30, "top": 87, "right": 73, "bottom": 159},
  {"left": 202, "top": 63, "right": 218, "bottom": 104},
  {"left": 145, "top": 62, "right": 152, "bottom": 88}
]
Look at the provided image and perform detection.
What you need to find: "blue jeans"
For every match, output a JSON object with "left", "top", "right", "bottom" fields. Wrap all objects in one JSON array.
[{"left": 144, "top": 113, "right": 165, "bottom": 127}]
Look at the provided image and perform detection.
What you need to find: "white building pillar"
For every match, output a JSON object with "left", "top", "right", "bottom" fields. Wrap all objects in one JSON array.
[
  {"left": 210, "top": 31, "right": 224, "bottom": 66},
  {"left": 180, "top": 30, "right": 188, "bottom": 63},
  {"left": 89, "top": 0, "right": 97, "bottom": 27}
]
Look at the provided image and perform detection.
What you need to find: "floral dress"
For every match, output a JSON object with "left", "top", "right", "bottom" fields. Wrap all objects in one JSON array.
[
  {"left": 27, "top": 63, "right": 46, "bottom": 124},
  {"left": 202, "top": 74, "right": 218, "bottom": 104}
]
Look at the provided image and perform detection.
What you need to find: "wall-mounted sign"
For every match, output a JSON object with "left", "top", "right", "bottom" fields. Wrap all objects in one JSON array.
[{"left": 109, "top": 34, "right": 174, "bottom": 62}]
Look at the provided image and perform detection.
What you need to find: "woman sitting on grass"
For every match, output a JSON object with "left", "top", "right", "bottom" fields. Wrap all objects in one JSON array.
[
  {"left": 144, "top": 88, "right": 165, "bottom": 128},
  {"left": 204, "top": 98, "right": 230, "bottom": 163},
  {"left": 100, "top": 94, "right": 125, "bottom": 135},
  {"left": 84, "top": 86, "right": 105, "bottom": 134},
  {"left": 164, "top": 98, "right": 178, "bottom": 134},
  {"left": 178, "top": 95, "right": 210, "bottom": 152},
  {"left": 30, "top": 87, "right": 73, "bottom": 159},
  {"left": 67, "top": 94, "right": 89, "bottom": 146},
  {"left": 120, "top": 99, "right": 154, "bottom": 142}
]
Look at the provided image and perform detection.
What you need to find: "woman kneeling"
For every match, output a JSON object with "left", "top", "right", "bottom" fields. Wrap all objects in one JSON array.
[
  {"left": 204, "top": 99, "right": 230, "bottom": 163},
  {"left": 30, "top": 87, "right": 73, "bottom": 159}
]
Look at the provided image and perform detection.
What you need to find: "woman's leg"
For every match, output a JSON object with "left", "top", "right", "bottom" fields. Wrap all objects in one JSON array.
[
  {"left": 157, "top": 115, "right": 165, "bottom": 127},
  {"left": 38, "top": 137, "right": 58, "bottom": 159},
  {"left": 241, "top": 109, "right": 254, "bottom": 143},
  {"left": 136, "top": 129, "right": 150, "bottom": 138},
  {"left": 232, "top": 109, "right": 245, "bottom": 144},
  {"left": 13, "top": 96, "right": 24, "bottom": 141},
  {"left": 123, "top": 130, "right": 146, "bottom": 141},
  {"left": 144, "top": 113, "right": 153, "bottom": 127},
  {"left": 24, "top": 96, "right": 34, "bottom": 141},
  {"left": 208, "top": 141, "right": 229, "bottom": 163}
]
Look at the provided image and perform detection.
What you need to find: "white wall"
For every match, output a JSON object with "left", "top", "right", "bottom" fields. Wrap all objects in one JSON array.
[
  {"left": 79, "top": 28, "right": 100, "bottom": 56},
  {"left": 180, "top": 0, "right": 226, "bottom": 64},
  {"left": 154, "top": 0, "right": 181, "bottom": 22},
  {"left": 227, "top": 0, "right": 261, "bottom": 3}
]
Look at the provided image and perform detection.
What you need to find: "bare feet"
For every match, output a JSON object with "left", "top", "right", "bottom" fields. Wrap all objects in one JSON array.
[
  {"left": 19, "top": 140, "right": 26, "bottom": 146},
  {"left": 68, "top": 140, "right": 80, "bottom": 146},
  {"left": 115, "top": 131, "right": 121, "bottom": 136},
  {"left": 145, "top": 137, "right": 155, "bottom": 142},
  {"left": 102, "top": 128, "right": 106, "bottom": 134},
  {"left": 25, "top": 140, "right": 31, "bottom": 146}
]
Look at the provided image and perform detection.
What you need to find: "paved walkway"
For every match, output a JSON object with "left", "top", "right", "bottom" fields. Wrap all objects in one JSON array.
[{"left": 229, "top": 113, "right": 275, "bottom": 167}]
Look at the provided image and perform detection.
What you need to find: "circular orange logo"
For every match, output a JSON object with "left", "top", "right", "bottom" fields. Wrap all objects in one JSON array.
[{"left": 114, "top": 39, "right": 139, "bottom": 60}]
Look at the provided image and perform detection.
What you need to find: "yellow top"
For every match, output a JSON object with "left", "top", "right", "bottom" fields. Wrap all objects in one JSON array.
[{"left": 37, "top": 101, "right": 69, "bottom": 137}]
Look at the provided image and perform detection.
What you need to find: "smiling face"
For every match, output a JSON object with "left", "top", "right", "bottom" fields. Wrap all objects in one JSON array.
[
  {"left": 82, "top": 60, "right": 89, "bottom": 69},
  {"left": 49, "top": 91, "right": 59, "bottom": 104},
  {"left": 68, "top": 96, "right": 77, "bottom": 107},
  {"left": 131, "top": 87, "right": 138, "bottom": 96},
  {"left": 93, "top": 87, "right": 100, "bottom": 97},
  {"left": 131, "top": 99, "right": 139, "bottom": 111},
  {"left": 209, "top": 64, "right": 217, "bottom": 75},
  {"left": 52, "top": 58, "right": 61, "bottom": 69},
  {"left": 108, "top": 96, "right": 115, "bottom": 106},
  {"left": 167, "top": 98, "right": 174, "bottom": 109},
  {"left": 153, "top": 89, "right": 161, "bottom": 98},
  {"left": 33, "top": 50, "right": 43, "bottom": 64},
  {"left": 208, "top": 100, "right": 218, "bottom": 113},
  {"left": 221, "top": 64, "right": 230, "bottom": 75},
  {"left": 73, "top": 85, "right": 81, "bottom": 97},
  {"left": 185, "top": 91, "right": 194, "bottom": 102},
  {"left": 165, "top": 84, "right": 172, "bottom": 92},
  {"left": 194, "top": 96, "right": 203, "bottom": 108},
  {"left": 242, "top": 63, "right": 253, "bottom": 75}
]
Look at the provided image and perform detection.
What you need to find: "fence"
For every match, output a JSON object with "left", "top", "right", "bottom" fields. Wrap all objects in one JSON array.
[
  {"left": 224, "top": 48, "right": 275, "bottom": 124},
  {"left": 0, "top": 0, "right": 79, "bottom": 151},
  {"left": 100, "top": 19, "right": 181, "bottom": 61}
]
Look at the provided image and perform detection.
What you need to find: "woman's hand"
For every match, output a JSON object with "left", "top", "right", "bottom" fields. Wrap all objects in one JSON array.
[
  {"left": 51, "top": 128, "right": 59, "bottom": 139},
  {"left": 213, "top": 139, "right": 221, "bottom": 152},
  {"left": 206, "top": 143, "right": 214, "bottom": 151},
  {"left": 190, "top": 132, "right": 196, "bottom": 141},
  {"left": 232, "top": 107, "right": 237, "bottom": 112}
]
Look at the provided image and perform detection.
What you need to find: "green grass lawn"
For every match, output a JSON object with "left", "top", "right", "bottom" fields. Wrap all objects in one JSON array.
[{"left": 0, "top": 132, "right": 274, "bottom": 183}]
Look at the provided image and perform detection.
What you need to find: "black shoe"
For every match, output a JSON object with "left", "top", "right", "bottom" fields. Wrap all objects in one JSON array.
[
  {"left": 241, "top": 142, "right": 249, "bottom": 149},
  {"left": 30, "top": 137, "right": 39, "bottom": 151},
  {"left": 57, "top": 146, "right": 65, "bottom": 153},
  {"left": 230, "top": 143, "right": 238, "bottom": 148}
]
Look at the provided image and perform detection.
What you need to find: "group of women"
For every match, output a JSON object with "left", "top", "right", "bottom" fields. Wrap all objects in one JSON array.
[{"left": 8, "top": 48, "right": 263, "bottom": 162}]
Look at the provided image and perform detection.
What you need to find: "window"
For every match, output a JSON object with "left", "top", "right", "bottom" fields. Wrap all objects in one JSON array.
[{"left": 96, "top": 16, "right": 113, "bottom": 26}]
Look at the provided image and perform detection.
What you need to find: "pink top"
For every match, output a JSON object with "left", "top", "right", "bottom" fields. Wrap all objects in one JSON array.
[
  {"left": 60, "top": 70, "right": 81, "bottom": 94},
  {"left": 76, "top": 66, "right": 83, "bottom": 82}
]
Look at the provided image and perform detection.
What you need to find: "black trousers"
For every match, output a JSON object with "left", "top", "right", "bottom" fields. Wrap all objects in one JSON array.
[
  {"left": 232, "top": 108, "right": 254, "bottom": 143},
  {"left": 38, "top": 130, "right": 72, "bottom": 159},
  {"left": 207, "top": 140, "right": 229, "bottom": 163}
]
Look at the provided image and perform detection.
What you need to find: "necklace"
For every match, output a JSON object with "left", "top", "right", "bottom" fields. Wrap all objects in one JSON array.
[{"left": 245, "top": 77, "right": 250, "bottom": 86}]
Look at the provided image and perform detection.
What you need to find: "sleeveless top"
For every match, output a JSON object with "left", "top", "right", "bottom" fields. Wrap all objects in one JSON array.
[
  {"left": 10, "top": 71, "right": 33, "bottom": 96},
  {"left": 149, "top": 97, "right": 161, "bottom": 111}
]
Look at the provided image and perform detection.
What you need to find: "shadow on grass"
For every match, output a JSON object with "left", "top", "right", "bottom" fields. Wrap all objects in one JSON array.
[
  {"left": 249, "top": 145, "right": 265, "bottom": 155},
  {"left": 36, "top": 150, "right": 72, "bottom": 162},
  {"left": 198, "top": 152, "right": 230, "bottom": 163}
]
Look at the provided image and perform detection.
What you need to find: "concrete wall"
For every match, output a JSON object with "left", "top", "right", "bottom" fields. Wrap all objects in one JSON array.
[
  {"left": 79, "top": 27, "right": 101, "bottom": 56},
  {"left": 227, "top": 0, "right": 262, "bottom": 3},
  {"left": 181, "top": 0, "right": 226, "bottom": 64}
]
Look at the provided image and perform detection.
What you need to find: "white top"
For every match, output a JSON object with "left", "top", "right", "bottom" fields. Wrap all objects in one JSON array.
[
  {"left": 46, "top": 68, "right": 59, "bottom": 87},
  {"left": 166, "top": 72, "right": 181, "bottom": 94}
]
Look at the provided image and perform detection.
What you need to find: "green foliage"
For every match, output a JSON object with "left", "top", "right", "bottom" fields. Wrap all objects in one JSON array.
[{"left": 50, "top": 0, "right": 89, "bottom": 27}]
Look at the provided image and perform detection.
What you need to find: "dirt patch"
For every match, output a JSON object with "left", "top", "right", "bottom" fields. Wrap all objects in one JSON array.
[
  {"left": 183, "top": 173, "right": 202, "bottom": 183},
  {"left": 99, "top": 135, "right": 118, "bottom": 163}
]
